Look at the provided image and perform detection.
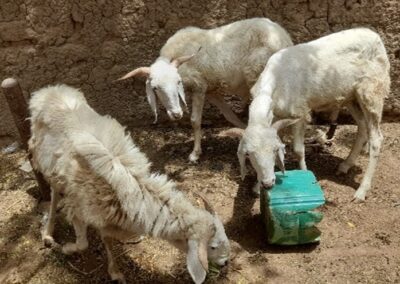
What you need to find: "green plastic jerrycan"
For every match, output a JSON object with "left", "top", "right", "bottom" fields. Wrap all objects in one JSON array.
[{"left": 260, "top": 170, "right": 325, "bottom": 245}]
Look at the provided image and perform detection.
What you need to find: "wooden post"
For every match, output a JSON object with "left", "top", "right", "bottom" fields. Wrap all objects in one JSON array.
[{"left": 1, "top": 78, "right": 51, "bottom": 201}]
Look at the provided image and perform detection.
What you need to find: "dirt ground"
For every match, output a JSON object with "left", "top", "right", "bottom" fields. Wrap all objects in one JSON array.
[{"left": 0, "top": 122, "right": 399, "bottom": 284}]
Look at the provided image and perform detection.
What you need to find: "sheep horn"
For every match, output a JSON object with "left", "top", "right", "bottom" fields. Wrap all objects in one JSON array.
[
  {"left": 171, "top": 47, "right": 202, "bottom": 67},
  {"left": 115, "top": 67, "right": 150, "bottom": 81},
  {"left": 194, "top": 191, "right": 215, "bottom": 215},
  {"left": 217, "top": 128, "right": 245, "bottom": 138},
  {"left": 272, "top": 118, "right": 300, "bottom": 132}
]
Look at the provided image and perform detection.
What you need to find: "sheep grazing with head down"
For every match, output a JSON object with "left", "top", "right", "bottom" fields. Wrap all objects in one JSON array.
[
  {"left": 29, "top": 85, "right": 230, "bottom": 284},
  {"left": 117, "top": 17, "right": 293, "bottom": 162},
  {"left": 222, "top": 28, "right": 390, "bottom": 201}
]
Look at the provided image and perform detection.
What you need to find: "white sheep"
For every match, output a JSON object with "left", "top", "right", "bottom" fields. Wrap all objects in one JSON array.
[
  {"left": 29, "top": 85, "right": 230, "bottom": 284},
  {"left": 222, "top": 28, "right": 390, "bottom": 201},
  {"left": 117, "top": 17, "right": 293, "bottom": 162}
]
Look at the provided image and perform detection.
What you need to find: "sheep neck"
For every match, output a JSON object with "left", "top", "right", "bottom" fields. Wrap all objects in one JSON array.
[{"left": 248, "top": 94, "right": 274, "bottom": 128}]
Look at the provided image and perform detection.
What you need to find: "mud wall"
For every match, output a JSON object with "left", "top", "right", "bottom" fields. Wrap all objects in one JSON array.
[{"left": 1, "top": 0, "right": 399, "bottom": 145}]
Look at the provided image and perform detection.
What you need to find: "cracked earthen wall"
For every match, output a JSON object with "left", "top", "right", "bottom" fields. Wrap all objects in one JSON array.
[{"left": 1, "top": 0, "right": 399, "bottom": 145}]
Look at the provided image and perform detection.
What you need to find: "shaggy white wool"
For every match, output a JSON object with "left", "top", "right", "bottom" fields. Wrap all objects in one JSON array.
[{"left": 29, "top": 85, "right": 230, "bottom": 284}]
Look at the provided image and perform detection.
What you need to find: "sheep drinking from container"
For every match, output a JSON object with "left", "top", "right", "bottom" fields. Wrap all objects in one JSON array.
[
  {"left": 29, "top": 85, "right": 230, "bottom": 284},
  {"left": 222, "top": 28, "right": 390, "bottom": 201},
  {"left": 117, "top": 17, "right": 293, "bottom": 162}
]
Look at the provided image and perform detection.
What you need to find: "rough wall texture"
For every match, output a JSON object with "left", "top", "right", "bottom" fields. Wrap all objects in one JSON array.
[{"left": 1, "top": 0, "right": 399, "bottom": 144}]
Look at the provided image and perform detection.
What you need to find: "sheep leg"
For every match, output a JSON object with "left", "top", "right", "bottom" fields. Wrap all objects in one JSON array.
[
  {"left": 326, "top": 109, "right": 340, "bottom": 140},
  {"left": 252, "top": 181, "right": 261, "bottom": 196},
  {"left": 42, "top": 187, "right": 61, "bottom": 247},
  {"left": 352, "top": 85, "right": 384, "bottom": 201},
  {"left": 206, "top": 94, "right": 246, "bottom": 128},
  {"left": 337, "top": 102, "right": 368, "bottom": 175},
  {"left": 239, "top": 95, "right": 249, "bottom": 110},
  {"left": 101, "top": 234, "right": 126, "bottom": 284},
  {"left": 292, "top": 120, "right": 307, "bottom": 170},
  {"left": 354, "top": 122, "right": 382, "bottom": 201},
  {"left": 62, "top": 217, "right": 88, "bottom": 254},
  {"left": 362, "top": 141, "right": 370, "bottom": 154},
  {"left": 189, "top": 92, "right": 206, "bottom": 163}
]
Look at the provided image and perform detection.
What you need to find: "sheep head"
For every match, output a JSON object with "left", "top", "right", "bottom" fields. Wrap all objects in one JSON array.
[
  {"left": 182, "top": 192, "right": 230, "bottom": 284},
  {"left": 220, "top": 118, "right": 298, "bottom": 194},
  {"left": 194, "top": 191, "right": 230, "bottom": 267},
  {"left": 186, "top": 218, "right": 230, "bottom": 284},
  {"left": 207, "top": 215, "right": 230, "bottom": 267},
  {"left": 117, "top": 48, "right": 201, "bottom": 123}
]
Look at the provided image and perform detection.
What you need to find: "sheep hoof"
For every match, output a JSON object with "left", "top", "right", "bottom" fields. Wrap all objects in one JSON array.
[
  {"left": 110, "top": 273, "right": 126, "bottom": 284},
  {"left": 127, "top": 235, "right": 144, "bottom": 244},
  {"left": 336, "top": 170, "right": 344, "bottom": 176},
  {"left": 62, "top": 243, "right": 81, "bottom": 255},
  {"left": 336, "top": 162, "right": 351, "bottom": 175},
  {"left": 188, "top": 152, "right": 200, "bottom": 163},
  {"left": 42, "top": 235, "right": 56, "bottom": 248},
  {"left": 353, "top": 189, "right": 367, "bottom": 202},
  {"left": 252, "top": 184, "right": 261, "bottom": 196},
  {"left": 361, "top": 143, "right": 370, "bottom": 154}
]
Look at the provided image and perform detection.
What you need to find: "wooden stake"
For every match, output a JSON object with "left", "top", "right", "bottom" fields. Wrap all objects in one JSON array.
[{"left": 1, "top": 78, "right": 51, "bottom": 201}]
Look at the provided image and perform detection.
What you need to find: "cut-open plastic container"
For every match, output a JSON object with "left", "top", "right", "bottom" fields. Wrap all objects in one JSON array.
[{"left": 260, "top": 170, "right": 325, "bottom": 245}]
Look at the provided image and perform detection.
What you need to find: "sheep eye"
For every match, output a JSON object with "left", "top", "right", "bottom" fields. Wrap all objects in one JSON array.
[{"left": 211, "top": 246, "right": 217, "bottom": 250}]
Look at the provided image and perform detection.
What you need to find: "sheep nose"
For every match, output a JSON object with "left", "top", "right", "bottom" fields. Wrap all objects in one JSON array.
[
  {"left": 172, "top": 112, "right": 182, "bottom": 120},
  {"left": 261, "top": 178, "right": 275, "bottom": 189}
]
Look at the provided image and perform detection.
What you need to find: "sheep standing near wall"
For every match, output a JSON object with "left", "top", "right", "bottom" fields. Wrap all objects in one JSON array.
[
  {"left": 222, "top": 28, "right": 390, "bottom": 201},
  {"left": 117, "top": 18, "right": 293, "bottom": 162},
  {"left": 29, "top": 85, "right": 230, "bottom": 284}
]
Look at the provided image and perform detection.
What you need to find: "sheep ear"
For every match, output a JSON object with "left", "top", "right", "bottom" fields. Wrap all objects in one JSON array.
[
  {"left": 172, "top": 47, "right": 202, "bottom": 67},
  {"left": 272, "top": 118, "right": 300, "bottom": 132},
  {"left": 116, "top": 67, "right": 150, "bottom": 81},
  {"left": 218, "top": 128, "right": 244, "bottom": 138},
  {"left": 238, "top": 143, "right": 247, "bottom": 180},
  {"left": 178, "top": 83, "right": 188, "bottom": 113},
  {"left": 276, "top": 146, "right": 286, "bottom": 173},
  {"left": 187, "top": 239, "right": 208, "bottom": 284},
  {"left": 146, "top": 80, "right": 158, "bottom": 123}
]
